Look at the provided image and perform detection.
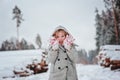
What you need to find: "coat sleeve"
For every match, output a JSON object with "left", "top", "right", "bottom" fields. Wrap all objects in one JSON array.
[
  {"left": 47, "top": 46, "right": 59, "bottom": 64},
  {"left": 66, "top": 45, "right": 78, "bottom": 63}
]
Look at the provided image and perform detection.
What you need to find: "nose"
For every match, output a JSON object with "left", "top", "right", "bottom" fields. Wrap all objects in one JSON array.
[{"left": 59, "top": 38, "right": 63, "bottom": 41}]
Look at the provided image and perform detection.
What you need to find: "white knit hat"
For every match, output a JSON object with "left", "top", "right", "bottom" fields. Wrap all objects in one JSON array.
[{"left": 52, "top": 25, "right": 70, "bottom": 36}]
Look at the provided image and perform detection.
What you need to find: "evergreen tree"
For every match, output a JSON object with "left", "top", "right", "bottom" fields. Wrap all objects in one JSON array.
[
  {"left": 77, "top": 49, "right": 88, "bottom": 64},
  {"left": 36, "top": 34, "right": 42, "bottom": 49},
  {"left": 95, "top": 9, "right": 103, "bottom": 51},
  {"left": 20, "top": 38, "right": 28, "bottom": 50},
  {"left": 95, "top": 0, "right": 120, "bottom": 52},
  {"left": 103, "top": 0, "right": 120, "bottom": 44},
  {"left": 28, "top": 44, "right": 35, "bottom": 49}
]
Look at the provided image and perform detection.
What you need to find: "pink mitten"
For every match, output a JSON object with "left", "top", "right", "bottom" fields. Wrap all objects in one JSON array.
[
  {"left": 63, "top": 35, "right": 75, "bottom": 50},
  {"left": 49, "top": 37, "right": 59, "bottom": 50}
]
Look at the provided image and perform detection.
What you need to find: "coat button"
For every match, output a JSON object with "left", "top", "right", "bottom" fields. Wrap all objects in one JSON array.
[
  {"left": 64, "top": 51, "right": 66, "bottom": 53},
  {"left": 65, "top": 58, "right": 67, "bottom": 60},
  {"left": 66, "top": 66, "right": 68, "bottom": 68},
  {"left": 58, "top": 67, "right": 61, "bottom": 69},
  {"left": 58, "top": 59, "right": 60, "bottom": 61}
]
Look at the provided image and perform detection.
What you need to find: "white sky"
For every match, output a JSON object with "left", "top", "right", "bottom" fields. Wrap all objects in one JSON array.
[{"left": 0, "top": 0, "right": 105, "bottom": 51}]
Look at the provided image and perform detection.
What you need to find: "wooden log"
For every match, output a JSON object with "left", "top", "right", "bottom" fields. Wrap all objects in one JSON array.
[
  {"left": 111, "top": 65, "right": 120, "bottom": 70},
  {"left": 100, "top": 63, "right": 104, "bottom": 66},
  {"left": 105, "top": 58, "right": 110, "bottom": 63},
  {"left": 103, "top": 58, "right": 111, "bottom": 67},
  {"left": 2, "top": 76, "right": 15, "bottom": 79},
  {"left": 13, "top": 70, "right": 31, "bottom": 77},
  {"left": 19, "top": 73, "right": 30, "bottom": 77},
  {"left": 117, "top": 64, "right": 120, "bottom": 66},
  {"left": 111, "top": 60, "right": 120, "bottom": 65},
  {"left": 13, "top": 70, "right": 28, "bottom": 74},
  {"left": 104, "top": 62, "right": 110, "bottom": 67}
]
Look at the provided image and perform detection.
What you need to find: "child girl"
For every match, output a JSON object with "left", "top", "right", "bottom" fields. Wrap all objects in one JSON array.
[{"left": 48, "top": 26, "right": 78, "bottom": 80}]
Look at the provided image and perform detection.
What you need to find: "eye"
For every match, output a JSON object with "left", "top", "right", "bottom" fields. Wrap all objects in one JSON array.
[
  {"left": 56, "top": 36, "right": 59, "bottom": 38},
  {"left": 62, "top": 36, "right": 65, "bottom": 37}
]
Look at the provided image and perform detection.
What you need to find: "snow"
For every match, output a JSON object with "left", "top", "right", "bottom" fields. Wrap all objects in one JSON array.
[
  {"left": 0, "top": 50, "right": 120, "bottom": 80},
  {"left": 97, "top": 45, "right": 120, "bottom": 64},
  {"left": 100, "top": 45, "right": 120, "bottom": 51}
]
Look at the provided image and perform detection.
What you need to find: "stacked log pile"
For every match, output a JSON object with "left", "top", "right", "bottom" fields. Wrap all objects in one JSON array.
[
  {"left": 97, "top": 51, "right": 120, "bottom": 70},
  {"left": 110, "top": 60, "right": 120, "bottom": 70},
  {"left": 13, "top": 50, "right": 48, "bottom": 77},
  {"left": 13, "top": 68, "right": 32, "bottom": 77}
]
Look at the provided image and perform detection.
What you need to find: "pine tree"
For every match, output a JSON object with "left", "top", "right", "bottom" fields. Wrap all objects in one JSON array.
[
  {"left": 95, "top": 0, "right": 120, "bottom": 52},
  {"left": 12, "top": 5, "right": 24, "bottom": 49},
  {"left": 36, "top": 34, "right": 42, "bottom": 49},
  {"left": 20, "top": 38, "right": 28, "bottom": 50},
  {"left": 95, "top": 8, "right": 103, "bottom": 51},
  {"left": 103, "top": 0, "right": 120, "bottom": 44}
]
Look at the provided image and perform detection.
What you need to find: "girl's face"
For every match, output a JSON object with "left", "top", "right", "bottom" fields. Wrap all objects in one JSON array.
[{"left": 55, "top": 31, "right": 66, "bottom": 44}]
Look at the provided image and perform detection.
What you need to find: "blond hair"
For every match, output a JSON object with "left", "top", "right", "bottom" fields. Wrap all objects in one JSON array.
[{"left": 52, "top": 29, "right": 69, "bottom": 38}]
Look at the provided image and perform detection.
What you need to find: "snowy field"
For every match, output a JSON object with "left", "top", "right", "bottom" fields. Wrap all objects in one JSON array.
[{"left": 0, "top": 50, "right": 120, "bottom": 80}]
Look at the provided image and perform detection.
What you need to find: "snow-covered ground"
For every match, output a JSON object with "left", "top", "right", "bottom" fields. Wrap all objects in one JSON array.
[{"left": 0, "top": 50, "right": 120, "bottom": 80}]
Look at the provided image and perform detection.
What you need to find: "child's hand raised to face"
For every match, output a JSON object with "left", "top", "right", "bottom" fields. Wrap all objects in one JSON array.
[
  {"left": 63, "top": 35, "right": 75, "bottom": 50},
  {"left": 49, "top": 37, "right": 59, "bottom": 50}
]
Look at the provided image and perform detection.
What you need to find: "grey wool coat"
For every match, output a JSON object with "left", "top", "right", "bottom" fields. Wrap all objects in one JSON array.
[{"left": 48, "top": 44, "right": 78, "bottom": 80}]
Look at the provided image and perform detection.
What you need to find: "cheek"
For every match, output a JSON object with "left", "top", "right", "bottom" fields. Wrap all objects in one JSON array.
[
  {"left": 63, "top": 37, "right": 66, "bottom": 40},
  {"left": 62, "top": 37, "right": 66, "bottom": 41}
]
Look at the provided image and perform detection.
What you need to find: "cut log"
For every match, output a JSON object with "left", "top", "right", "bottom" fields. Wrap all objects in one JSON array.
[
  {"left": 104, "top": 62, "right": 110, "bottom": 67},
  {"left": 111, "top": 65, "right": 120, "bottom": 70},
  {"left": 111, "top": 60, "right": 120, "bottom": 65},
  {"left": 13, "top": 70, "right": 31, "bottom": 77}
]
